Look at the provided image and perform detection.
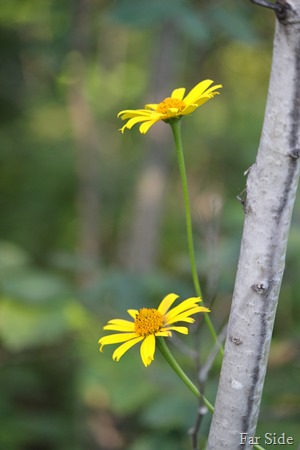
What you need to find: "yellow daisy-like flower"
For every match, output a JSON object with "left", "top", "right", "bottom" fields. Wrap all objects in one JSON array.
[
  {"left": 98, "top": 293, "right": 210, "bottom": 367},
  {"left": 117, "top": 79, "right": 222, "bottom": 134}
]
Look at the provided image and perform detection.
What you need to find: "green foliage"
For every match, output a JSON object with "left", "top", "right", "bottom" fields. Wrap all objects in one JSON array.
[
  {"left": 108, "top": 0, "right": 184, "bottom": 26},
  {"left": 1, "top": 270, "right": 72, "bottom": 304},
  {"left": 207, "top": 6, "right": 258, "bottom": 42},
  {"left": 108, "top": 0, "right": 257, "bottom": 43},
  {"left": 0, "top": 297, "right": 86, "bottom": 350}
]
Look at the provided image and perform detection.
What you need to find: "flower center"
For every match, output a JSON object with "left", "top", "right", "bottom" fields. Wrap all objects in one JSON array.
[
  {"left": 156, "top": 97, "right": 186, "bottom": 115},
  {"left": 134, "top": 308, "right": 164, "bottom": 336}
]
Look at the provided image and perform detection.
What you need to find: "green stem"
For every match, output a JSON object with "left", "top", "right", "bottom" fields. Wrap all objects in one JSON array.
[
  {"left": 157, "top": 337, "right": 214, "bottom": 413},
  {"left": 170, "top": 120, "right": 224, "bottom": 357},
  {"left": 157, "top": 337, "right": 266, "bottom": 450}
]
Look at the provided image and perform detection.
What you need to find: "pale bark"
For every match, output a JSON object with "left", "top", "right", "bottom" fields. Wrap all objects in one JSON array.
[
  {"left": 68, "top": 0, "right": 101, "bottom": 281},
  {"left": 118, "top": 24, "right": 178, "bottom": 273},
  {"left": 207, "top": 3, "right": 300, "bottom": 449}
]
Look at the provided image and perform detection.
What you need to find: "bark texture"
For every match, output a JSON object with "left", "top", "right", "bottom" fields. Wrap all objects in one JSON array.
[{"left": 207, "top": 3, "right": 300, "bottom": 449}]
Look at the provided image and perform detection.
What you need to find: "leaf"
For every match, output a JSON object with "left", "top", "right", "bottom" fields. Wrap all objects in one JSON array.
[
  {"left": 0, "top": 297, "right": 86, "bottom": 351},
  {"left": 1, "top": 269, "right": 73, "bottom": 304},
  {"left": 107, "top": 0, "right": 184, "bottom": 27},
  {"left": 178, "top": 9, "right": 211, "bottom": 43},
  {"left": 0, "top": 241, "right": 30, "bottom": 272},
  {"left": 129, "top": 435, "right": 182, "bottom": 450},
  {"left": 141, "top": 388, "right": 195, "bottom": 429},
  {"left": 208, "top": 7, "right": 257, "bottom": 43}
]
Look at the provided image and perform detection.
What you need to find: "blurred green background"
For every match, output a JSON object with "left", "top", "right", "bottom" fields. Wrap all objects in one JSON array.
[{"left": 0, "top": 1, "right": 299, "bottom": 449}]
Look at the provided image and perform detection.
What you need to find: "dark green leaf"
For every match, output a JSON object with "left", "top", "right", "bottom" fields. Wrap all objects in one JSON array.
[{"left": 107, "top": 0, "right": 184, "bottom": 27}]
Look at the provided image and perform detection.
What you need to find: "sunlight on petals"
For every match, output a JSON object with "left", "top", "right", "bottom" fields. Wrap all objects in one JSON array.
[
  {"left": 99, "top": 294, "right": 210, "bottom": 366},
  {"left": 183, "top": 80, "right": 214, "bottom": 105},
  {"left": 117, "top": 80, "right": 222, "bottom": 133},
  {"left": 171, "top": 87, "right": 186, "bottom": 100},
  {"left": 140, "top": 334, "right": 155, "bottom": 367},
  {"left": 113, "top": 336, "right": 144, "bottom": 361},
  {"left": 157, "top": 293, "right": 179, "bottom": 315}
]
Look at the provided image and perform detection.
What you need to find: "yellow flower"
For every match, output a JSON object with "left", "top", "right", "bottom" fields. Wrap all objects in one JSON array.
[
  {"left": 98, "top": 293, "right": 210, "bottom": 367},
  {"left": 117, "top": 79, "right": 222, "bottom": 134}
]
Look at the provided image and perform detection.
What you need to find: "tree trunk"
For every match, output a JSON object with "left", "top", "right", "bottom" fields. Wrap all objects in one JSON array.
[
  {"left": 118, "top": 23, "right": 178, "bottom": 273},
  {"left": 207, "top": 3, "right": 300, "bottom": 449},
  {"left": 68, "top": 0, "right": 101, "bottom": 282}
]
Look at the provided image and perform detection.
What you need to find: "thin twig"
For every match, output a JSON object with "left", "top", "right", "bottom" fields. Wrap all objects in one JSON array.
[
  {"left": 250, "top": 0, "right": 279, "bottom": 11},
  {"left": 249, "top": 0, "right": 289, "bottom": 21},
  {"left": 188, "top": 405, "right": 208, "bottom": 450},
  {"left": 198, "top": 324, "right": 227, "bottom": 384},
  {"left": 170, "top": 334, "right": 199, "bottom": 359},
  {"left": 189, "top": 325, "right": 227, "bottom": 449}
]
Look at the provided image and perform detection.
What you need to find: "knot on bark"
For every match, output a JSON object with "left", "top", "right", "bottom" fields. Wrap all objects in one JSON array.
[
  {"left": 229, "top": 335, "right": 243, "bottom": 346},
  {"left": 249, "top": 1, "right": 291, "bottom": 24},
  {"left": 288, "top": 149, "right": 300, "bottom": 160},
  {"left": 251, "top": 283, "right": 268, "bottom": 294},
  {"left": 237, "top": 188, "right": 252, "bottom": 214},
  {"left": 275, "top": 1, "right": 291, "bottom": 22}
]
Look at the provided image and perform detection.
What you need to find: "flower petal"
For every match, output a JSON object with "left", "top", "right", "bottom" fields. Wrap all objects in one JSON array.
[
  {"left": 155, "top": 330, "right": 172, "bottom": 337},
  {"left": 117, "top": 81, "right": 222, "bottom": 133},
  {"left": 166, "top": 325, "right": 189, "bottom": 334},
  {"left": 195, "top": 96, "right": 217, "bottom": 107},
  {"left": 117, "top": 109, "right": 151, "bottom": 119},
  {"left": 167, "top": 107, "right": 180, "bottom": 114},
  {"left": 98, "top": 332, "right": 138, "bottom": 350},
  {"left": 139, "top": 119, "right": 159, "bottom": 134},
  {"left": 165, "top": 315, "right": 195, "bottom": 324},
  {"left": 145, "top": 103, "right": 158, "bottom": 110},
  {"left": 203, "top": 84, "right": 223, "bottom": 96},
  {"left": 112, "top": 336, "right": 144, "bottom": 361},
  {"left": 127, "top": 309, "right": 139, "bottom": 319},
  {"left": 104, "top": 318, "right": 135, "bottom": 332},
  {"left": 165, "top": 297, "right": 201, "bottom": 321},
  {"left": 180, "top": 104, "right": 199, "bottom": 116},
  {"left": 171, "top": 87, "right": 186, "bottom": 100},
  {"left": 140, "top": 334, "right": 156, "bottom": 367},
  {"left": 120, "top": 116, "right": 155, "bottom": 133},
  {"left": 158, "top": 293, "right": 179, "bottom": 315},
  {"left": 183, "top": 80, "right": 214, "bottom": 106},
  {"left": 166, "top": 306, "right": 210, "bottom": 324}
]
